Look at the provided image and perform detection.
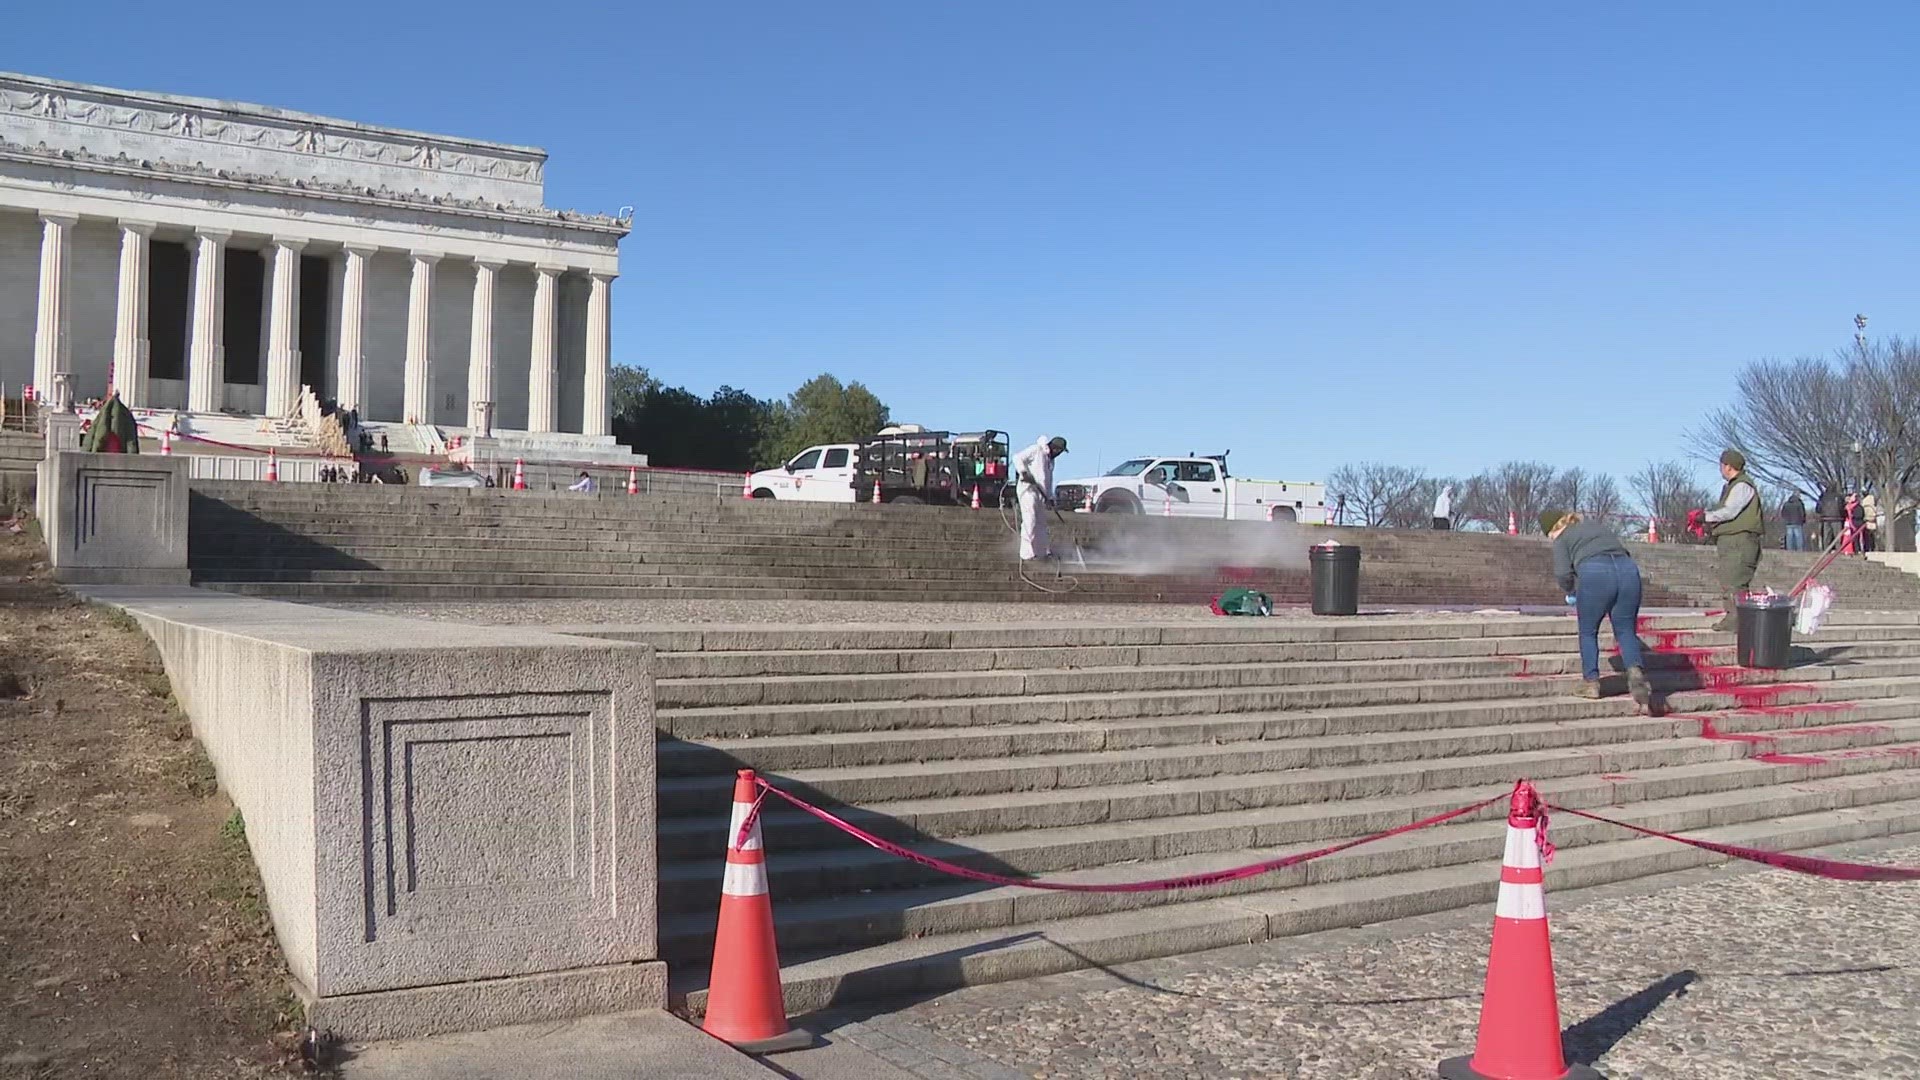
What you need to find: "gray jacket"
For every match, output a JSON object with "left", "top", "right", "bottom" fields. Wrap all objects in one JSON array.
[{"left": 1552, "top": 519, "right": 1632, "bottom": 593}]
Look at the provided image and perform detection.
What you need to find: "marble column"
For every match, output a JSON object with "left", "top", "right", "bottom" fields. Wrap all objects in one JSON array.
[
  {"left": 264, "top": 237, "right": 308, "bottom": 417},
  {"left": 187, "top": 228, "right": 231, "bottom": 414},
  {"left": 583, "top": 272, "right": 613, "bottom": 437},
  {"left": 111, "top": 220, "right": 156, "bottom": 407},
  {"left": 527, "top": 265, "right": 562, "bottom": 434},
  {"left": 466, "top": 259, "right": 504, "bottom": 434},
  {"left": 31, "top": 212, "right": 79, "bottom": 403},
  {"left": 333, "top": 245, "right": 375, "bottom": 414},
  {"left": 402, "top": 251, "right": 439, "bottom": 425}
]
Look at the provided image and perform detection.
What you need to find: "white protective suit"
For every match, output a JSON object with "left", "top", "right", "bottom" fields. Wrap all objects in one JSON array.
[{"left": 1012, "top": 435, "right": 1057, "bottom": 561}]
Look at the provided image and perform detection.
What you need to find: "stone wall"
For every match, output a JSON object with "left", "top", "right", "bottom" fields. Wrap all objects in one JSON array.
[
  {"left": 82, "top": 587, "right": 666, "bottom": 1040},
  {"left": 37, "top": 449, "right": 188, "bottom": 585}
]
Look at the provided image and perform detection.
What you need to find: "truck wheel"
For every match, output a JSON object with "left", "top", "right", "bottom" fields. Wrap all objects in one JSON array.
[
  {"left": 1269, "top": 506, "right": 1298, "bottom": 523},
  {"left": 751, "top": 489, "right": 775, "bottom": 500},
  {"left": 891, "top": 495, "right": 924, "bottom": 505},
  {"left": 1098, "top": 493, "right": 1142, "bottom": 514}
]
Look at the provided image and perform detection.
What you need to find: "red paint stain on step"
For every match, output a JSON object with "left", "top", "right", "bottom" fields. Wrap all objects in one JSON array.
[
  {"left": 1598, "top": 773, "right": 1635, "bottom": 782},
  {"left": 1754, "top": 752, "right": 1829, "bottom": 765}
]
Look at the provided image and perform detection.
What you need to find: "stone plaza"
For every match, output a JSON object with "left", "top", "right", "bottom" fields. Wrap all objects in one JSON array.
[{"left": 1, "top": 71, "right": 626, "bottom": 451}]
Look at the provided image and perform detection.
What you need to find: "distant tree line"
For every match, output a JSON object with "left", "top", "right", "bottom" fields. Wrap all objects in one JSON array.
[
  {"left": 1691, "top": 336, "right": 1920, "bottom": 531},
  {"left": 1326, "top": 459, "right": 1718, "bottom": 543},
  {"left": 609, "top": 367, "right": 890, "bottom": 472}
]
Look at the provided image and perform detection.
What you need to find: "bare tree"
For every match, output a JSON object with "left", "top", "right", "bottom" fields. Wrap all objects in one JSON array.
[
  {"left": 1631, "top": 460, "right": 1713, "bottom": 544},
  {"left": 1584, "top": 472, "right": 1628, "bottom": 531},
  {"left": 1461, "top": 461, "right": 1561, "bottom": 533},
  {"left": 1691, "top": 338, "right": 1920, "bottom": 537},
  {"left": 1327, "top": 463, "right": 1428, "bottom": 528},
  {"left": 1385, "top": 474, "right": 1458, "bottom": 529}
]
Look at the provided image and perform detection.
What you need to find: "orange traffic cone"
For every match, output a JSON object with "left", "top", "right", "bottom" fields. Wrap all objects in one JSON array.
[
  {"left": 265, "top": 448, "right": 279, "bottom": 482},
  {"left": 1265, "top": 503, "right": 1275, "bottom": 523},
  {"left": 742, "top": 471, "right": 753, "bottom": 499},
  {"left": 512, "top": 458, "right": 526, "bottom": 490},
  {"left": 1083, "top": 486, "right": 1095, "bottom": 513},
  {"left": 970, "top": 484, "right": 981, "bottom": 510},
  {"left": 871, "top": 479, "right": 882, "bottom": 504},
  {"left": 703, "top": 770, "right": 811, "bottom": 1054},
  {"left": 1646, "top": 516, "right": 1658, "bottom": 544},
  {"left": 1508, "top": 509, "right": 1518, "bottom": 536},
  {"left": 1162, "top": 488, "right": 1173, "bottom": 517},
  {"left": 159, "top": 430, "right": 172, "bottom": 456},
  {"left": 627, "top": 466, "right": 639, "bottom": 495},
  {"left": 1438, "top": 781, "right": 1599, "bottom": 1080}
]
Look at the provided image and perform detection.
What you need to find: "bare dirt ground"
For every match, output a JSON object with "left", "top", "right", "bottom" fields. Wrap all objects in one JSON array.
[{"left": 0, "top": 519, "right": 298, "bottom": 1079}]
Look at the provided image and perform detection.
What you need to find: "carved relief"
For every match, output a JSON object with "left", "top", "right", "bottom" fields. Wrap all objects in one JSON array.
[{"left": 1, "top": 80, "right": 545, "bottom": 184}]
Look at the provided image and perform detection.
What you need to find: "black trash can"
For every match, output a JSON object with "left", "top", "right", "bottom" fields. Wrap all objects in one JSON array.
[
  {"left": 1309, "top": 541, "right": 1361, "bottom": 616},
  {"left": 1735, "top": 592, "right": 1795, "bottom": 669}
]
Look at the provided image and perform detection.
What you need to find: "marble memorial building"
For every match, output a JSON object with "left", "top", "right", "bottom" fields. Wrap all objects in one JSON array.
[{"left": 0, "top": 71, "right": 628, "bottom": 442}]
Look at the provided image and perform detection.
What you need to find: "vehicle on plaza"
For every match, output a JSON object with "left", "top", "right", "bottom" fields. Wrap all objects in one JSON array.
[
  {"left": 745, "top": 425, "right": 1011, "bottom": 506},
  {"left": 1052, "top": 453, "right": 1329, "bottom": 522}
]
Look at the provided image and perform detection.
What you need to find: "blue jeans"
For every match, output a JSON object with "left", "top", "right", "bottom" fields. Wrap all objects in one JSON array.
[
  {"left": 1785, "top": 524, "right": 1806, "bottom": 551},
  {"left": 1575, "top": 553, "right": 1644, "bottom": 681}
]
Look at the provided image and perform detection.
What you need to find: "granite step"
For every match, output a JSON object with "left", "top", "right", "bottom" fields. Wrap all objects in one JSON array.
[{"left": 672, "top": 793, "right": 1920, "bottom": 1014}]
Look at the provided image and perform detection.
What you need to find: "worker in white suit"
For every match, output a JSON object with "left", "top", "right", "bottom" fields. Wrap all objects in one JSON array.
[{"left": 1012, "top": 435, "right": 1068, "bottom": 561}]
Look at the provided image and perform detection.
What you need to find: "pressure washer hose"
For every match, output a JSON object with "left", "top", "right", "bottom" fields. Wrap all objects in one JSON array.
[{"left": 999, "top": 492, "right": 1082, "bottom": 594}]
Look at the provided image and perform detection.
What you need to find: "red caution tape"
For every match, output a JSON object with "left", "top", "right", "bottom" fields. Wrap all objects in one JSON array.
[
  {"left": 742, "top": 778, "right": 1503, "bottom": 893},
  {"left": 1546, "top": 802, "right": 1920, "bottom": 882}
]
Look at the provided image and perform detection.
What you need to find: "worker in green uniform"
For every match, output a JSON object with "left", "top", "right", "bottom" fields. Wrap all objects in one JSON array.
[{"left": 1702, "top": 448, "right": 1764, "bottom": 631}]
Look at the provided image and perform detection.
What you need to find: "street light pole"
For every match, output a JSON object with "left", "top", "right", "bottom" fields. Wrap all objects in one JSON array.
[{"left": 1855, "top": 313, "right": 1869, "bottom": 351}]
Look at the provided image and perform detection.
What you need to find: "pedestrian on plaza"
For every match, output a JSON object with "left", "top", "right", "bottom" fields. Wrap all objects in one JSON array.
[
  {"left": 1699, "top": 449, "right": 1764, "bottom": 631},
  {"left": 1845, "top": 492, "right": 1865, "bottom": 555},
  {"left": 1432, "top": 485, "right": 1454, "bottom": 531},
  {"left": 379, "top": 433, "right": 390, "bottom": 454},
  {"left": 1862, "top": 491, "right": 1879, "bottom": 555},
  {"left": 1816, "top": 484, "right": 1844, "bottom": 550},
  {"left": 1545, "top": 509, "right": 1651, "bottom": 708},
  {"left": 1780, "top": 492, "right": 1808, "bottom": 552},
  {"left": 569, "top": 470, "right": 597, "bottom": 493}
]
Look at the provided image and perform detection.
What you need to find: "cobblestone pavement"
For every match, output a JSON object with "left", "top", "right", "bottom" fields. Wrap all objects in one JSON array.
[
  {"left": 325, "top": 598, "right": 1586, "bottom": 626},
  {"left": 786, "top": 840, "right": 1920, "bottom": 1080}
]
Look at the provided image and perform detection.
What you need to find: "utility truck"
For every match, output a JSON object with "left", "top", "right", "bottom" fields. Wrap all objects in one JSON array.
[
  {"left": 744, "top": 425, "right": 1011, "bottom": 505},
  {"left": 1053, "top": 454, "right": 1329, "bottom": 522}
]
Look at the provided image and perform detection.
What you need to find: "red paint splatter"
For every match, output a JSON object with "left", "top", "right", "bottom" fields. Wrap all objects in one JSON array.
[
  {"left": 1598, "top": 773, "right": 1635, "bottom": 781},
  {"left": 1754, "top": 752, "right": 1828, "bottom": 765}
]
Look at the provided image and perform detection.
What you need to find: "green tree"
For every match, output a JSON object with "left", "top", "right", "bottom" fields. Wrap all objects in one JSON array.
[{"left": 762, "top": 375, "right": 890, "bottom": 466}]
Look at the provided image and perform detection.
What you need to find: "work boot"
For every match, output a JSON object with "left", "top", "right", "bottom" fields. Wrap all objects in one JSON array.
[
  {"left": 1571, "top": 678, "right": 1602, "bottom": 700},
  {"left": 1627, "top": 666, "right": 1651, "bottom": 709},
  {"left": 1710, "top": 593, "right": 1738, "bottom": 633}
]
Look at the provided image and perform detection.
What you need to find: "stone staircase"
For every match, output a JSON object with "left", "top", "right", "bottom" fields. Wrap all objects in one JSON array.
[
  {"left": 580, "top": 611, "right": 1920, "bottom": 1014},
  {"left": 184, "top": 483, "right": 1920, "bottom": 609}
]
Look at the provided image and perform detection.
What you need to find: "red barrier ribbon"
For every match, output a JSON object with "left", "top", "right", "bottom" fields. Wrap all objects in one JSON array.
[
  {"left": 748, "top": 778, "right": 1503, "bottom": 893},
  {"left": 1546, "top": 803, "right": 1920, "bottom": 882}
]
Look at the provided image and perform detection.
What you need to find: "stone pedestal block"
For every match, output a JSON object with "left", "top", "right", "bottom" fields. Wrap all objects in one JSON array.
[
  {"left": 37, "top": 450, "right": 188, "bottom": 584},
  {"left": 75, "top": 588, "right": 666, "bottom": 1041}
]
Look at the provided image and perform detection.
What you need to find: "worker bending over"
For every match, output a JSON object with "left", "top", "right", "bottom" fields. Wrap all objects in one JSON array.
[{"left": 1012, "top": 435, "right": 1069, "bottom": 561}]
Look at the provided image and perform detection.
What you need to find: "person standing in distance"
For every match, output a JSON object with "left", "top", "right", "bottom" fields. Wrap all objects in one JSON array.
[
  {"left": 1432, "top": 485, "right": 1454, "bottom": 531},
  {"left": 1780, "top": 491, "right": 1808, "bottom": 552},
  {"left": 1012, "top": 435, "right": 1068, "bottom": 562},
  {"left": 1700, "top": 449, "right": 1764, "bottom": 631}
]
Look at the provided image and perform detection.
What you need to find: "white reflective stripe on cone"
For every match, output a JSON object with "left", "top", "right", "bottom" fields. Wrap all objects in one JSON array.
[
  {"left": 727, "top": 800, "right": 763, "bottom": 852},
  {"left": 723, "top": 859, "right": 769, "bottom": 897},
  {"left": 1501, "top": 823, "right": 1540, "bottom": 871},
  {"left": 1495, "top": 881, "right": 1546, "bottom": 920}
]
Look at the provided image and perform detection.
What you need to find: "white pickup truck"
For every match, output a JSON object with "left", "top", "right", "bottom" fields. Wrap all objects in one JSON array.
[
  {"left": 1053, "top": 455, "right": 1329, "bottom": 522},
  {"left": 744, "top": 443, "right": 860, "bottom": 502}
]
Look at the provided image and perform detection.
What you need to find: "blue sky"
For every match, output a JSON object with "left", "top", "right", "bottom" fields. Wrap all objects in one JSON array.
[{"left": 13, "top": 3, "right": 1918, "bottom": 488}]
